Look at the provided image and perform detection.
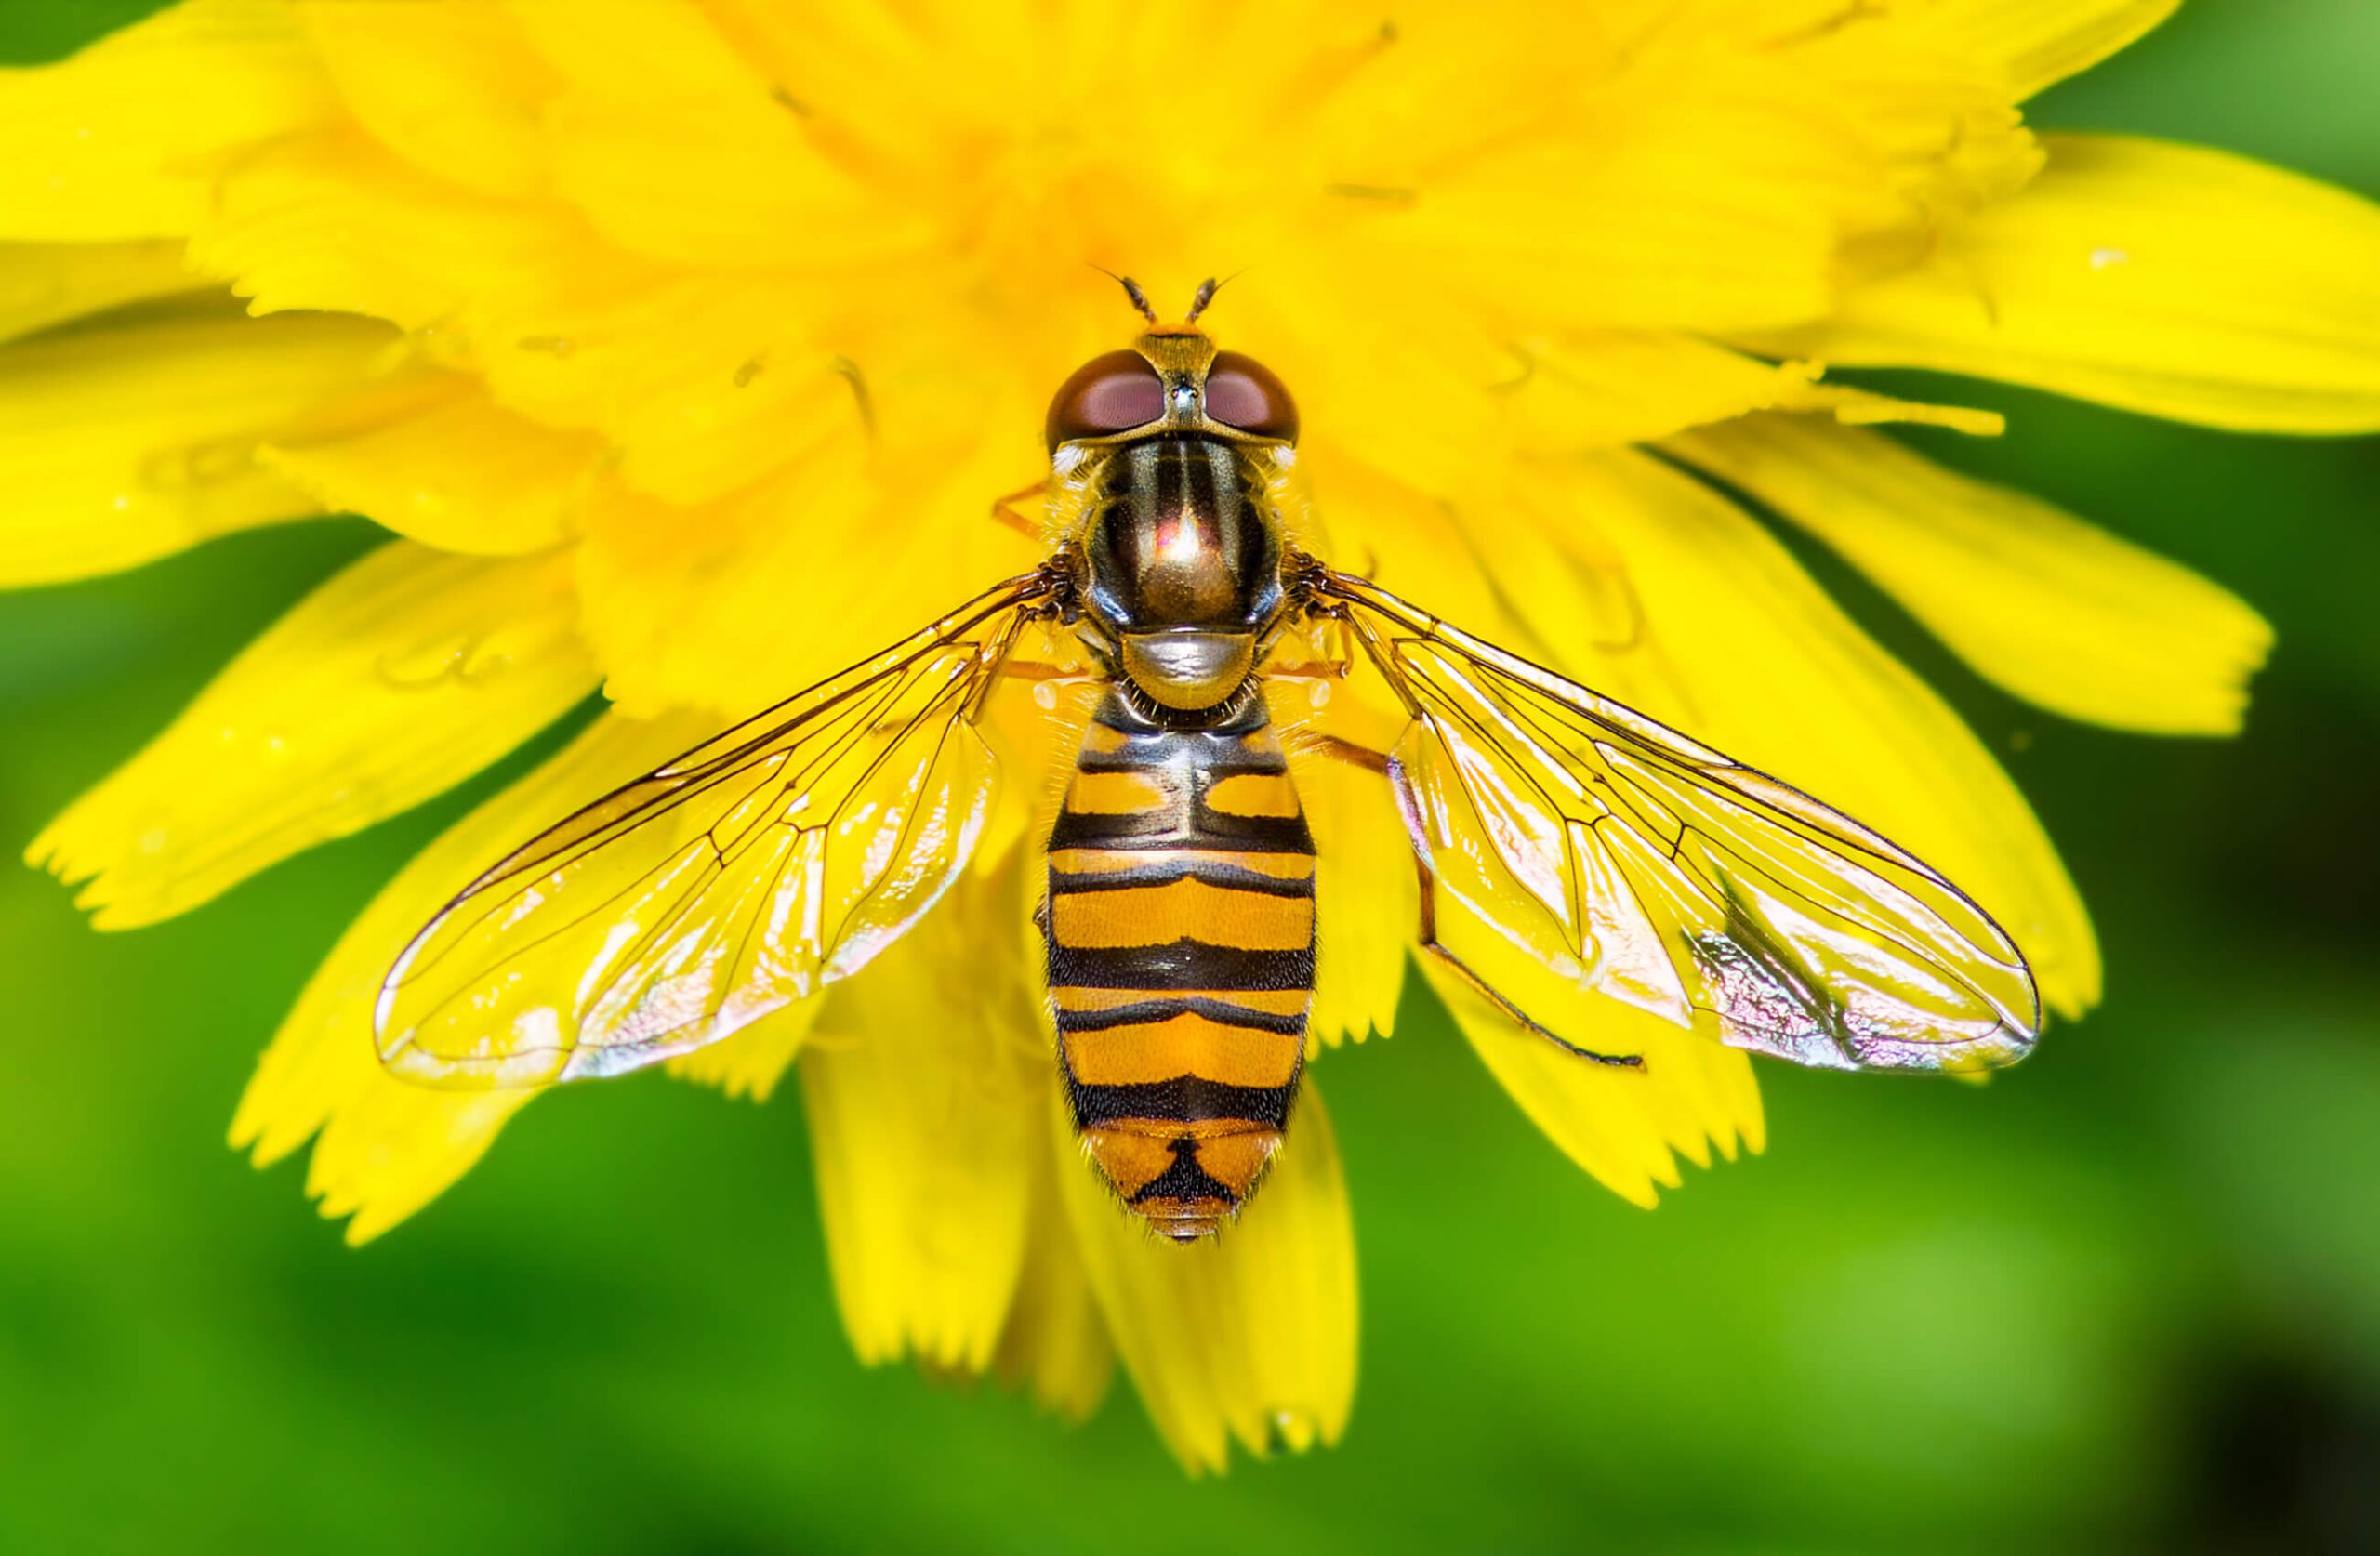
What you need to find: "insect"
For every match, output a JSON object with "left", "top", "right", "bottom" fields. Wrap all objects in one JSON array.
[{"left": 376, "top": 279, "right": 2041, "bottom": 1241}]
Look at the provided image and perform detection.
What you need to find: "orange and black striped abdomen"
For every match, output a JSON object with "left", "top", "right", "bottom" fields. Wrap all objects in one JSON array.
[{"left": 1045, "top": 690, "right": 1315, "bottom": 1240}]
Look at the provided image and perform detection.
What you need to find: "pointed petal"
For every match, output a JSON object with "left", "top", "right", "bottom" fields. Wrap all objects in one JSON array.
[
  {"left": 1740, "top": 136, "right": 2380, "bottom": 432},
  {"left": 32, "top": 543, "right": 596, "bottom": 927},
  {"left": 1506, "top": 335, "right": 2006, "bottom": 450},
  {"left": 229, "top": 709, "right": 709, "bottom": 1243},
  {"left": 261, "top": 377, "right": 603, "bottom": 555},
  {"left": 1890, "top": 0, "right": 2179, "bottom": 99},
  {"left": 0, "top": 1, "right": 337, "bottom": 243},
  {"left": 1511, "top": 450, "right": 2099, "bottom": 1017},
  {"left": 0, "top": 239, "right": 202, "bottom": 345},
  {"left": 800, "top": 857, "right": 1043, "bottom": 1373},
  {"left": 1059, "top": 1083, "right": 1357, "bottom": 1472},
  {"left": 0, "top": 308, "right": 396, "bottom": 586},
  {"left": 1671, "top": 415, "right": 2271, "bottom": 734}
]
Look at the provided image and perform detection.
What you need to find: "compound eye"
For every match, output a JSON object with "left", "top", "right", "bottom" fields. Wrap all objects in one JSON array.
[
  {"left": 1046, "top": 350, "right": 1165, "bottom": 451},
  {"left": 1203, "top": 351, "right": 1298, "bottom": 442}
]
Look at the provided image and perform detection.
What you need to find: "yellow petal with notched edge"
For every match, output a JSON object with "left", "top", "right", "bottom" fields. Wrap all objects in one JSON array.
[
  {"left": 1505, "top": 450, "right": 2098, "bottom": 1017},
  {"left": 0, "top": 1, "right": 336, "bottom": 243},
  {"left": 1889, "top": 0, "right": 2179, "bottom": 100},
  {"left": 1422, "top": 903, "right": 1764, "bottom": 1208},
  {"left": 0, "top": 307, "right": 398, "bottom": 586},
  {"left": 32, "top": 544, "right": 596, "bottom": 928},
  {"left": 298, "top": 1, "right": 557, "bottom": 199},
  {"left": 1739, "top": 136, "right": 2380, "bottom": 433},
  {"left": 261, "top": 378, "right": 602, "bottom": 555},
  {"left": 229, "top": 708, "right": 711, "bottom": 1244},
  {"left": 0, "top": 240, "right": 202, "bottom": 345},
  {"left": 1670, "top": 415, "right": 2272, "bottom": 735},
  {"left": 191, "top": 131, "right": 629, "bottom": 334},
  {"left": 992, "top": 1152, "right": 1117, "bottom": 1420},
  {"left": 663, "top": 1015, "right": 813, "bottom": 1103},
  {"left": 1058, "top": 1082, "right": 1357, "bottom": 1473},
  {"left": 800, "top": 853, "right": 1042, "bottom": 1373}
]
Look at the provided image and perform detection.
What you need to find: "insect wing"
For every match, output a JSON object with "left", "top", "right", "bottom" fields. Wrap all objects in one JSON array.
[
  {"left": 376, "top": 574, "right": 1051, "bottom": 1088},
  {"left": 1321, "top": 571, "right": 2040, "bottom": 1073}
]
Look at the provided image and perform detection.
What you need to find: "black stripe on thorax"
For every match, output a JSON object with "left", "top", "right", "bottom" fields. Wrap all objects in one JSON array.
[
  {"left": 1049, "top": 939, "right": 1315, "bottom": 991},
  {"left": 1074, "top": 729, "right": 1286, "bottom": 778},
  {"left": 1048, "top": 855, "right": 1313, "bottom": 899},
  {"left": 1070, "top": 1075, "right": 1292, "bottom": 1128},
  {"left": 1054, "top": 996, "right": 1309, "bottom": 1036}
]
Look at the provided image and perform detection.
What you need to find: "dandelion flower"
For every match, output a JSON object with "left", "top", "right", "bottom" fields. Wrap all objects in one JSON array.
[{"left": 7, "top": 0, "right": 2376, "bottom": 1470}]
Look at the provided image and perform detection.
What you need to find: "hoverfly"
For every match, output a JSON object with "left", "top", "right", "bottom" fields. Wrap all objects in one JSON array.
[{"left": 377, "top": 279, "right": 2040, "bottom": 1241}]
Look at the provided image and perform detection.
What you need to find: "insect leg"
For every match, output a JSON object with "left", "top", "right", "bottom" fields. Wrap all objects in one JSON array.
[
  {"left": 1414, "top": 855, "right": 1644, "bottom": 1071},
  {"left": 988, "top": 480, "right": 1050, "bottom": 539}
]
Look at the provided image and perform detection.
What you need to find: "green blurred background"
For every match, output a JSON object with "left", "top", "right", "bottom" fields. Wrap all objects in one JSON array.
[{"left": 3, "top": 5, "right": 2374, "bottom": 1552}]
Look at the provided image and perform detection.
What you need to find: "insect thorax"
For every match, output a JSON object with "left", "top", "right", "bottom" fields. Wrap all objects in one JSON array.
[{"left": 1073, "top": 434, "right": 1287, "bottom": 716}]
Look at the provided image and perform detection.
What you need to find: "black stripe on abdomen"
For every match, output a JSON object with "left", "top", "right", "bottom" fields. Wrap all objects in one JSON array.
[
  {"left": 1071, "top": 1076, "right": 1293, "bottom": 1128},
  {"left": 1048, "top": 938, "right": 1313, "bottom": 991}
]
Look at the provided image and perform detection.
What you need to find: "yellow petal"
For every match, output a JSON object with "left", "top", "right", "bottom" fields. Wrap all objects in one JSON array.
[
  {"left": 575, "top": 413, "right": 1040, "bottom": 719},
  {"left": 1513, "top": 450, "right": 2099, "bottom": 1017},
  {"left": 1739, "top": 136, "right": 2380, "bottom": 432},
  {"left": 1507, "top": 334, "right": 2005, "bottom": 449},
  {"left": 229, "top": 708, "right": 708, "bottom": 1244},
  {"left": 1058, "top": 1082, "right": 1357, "bottom": 1472},
  {"left": 0, "top": 307, "right": 396, "bottom": 585},
  {"left": 509, "top": 0, "right": 929, "bottom": 270},
  {"left": 800, "top": 857, "right": 1043, "bottom": 1372},
  {"left": 1275, "top": 701, "right": 1415, "bottom": 1048},
  {"left": 262, "top": 376, "right": 602, "bottom": 554},
  {"left": 992, "top": 1166, "right": 1117, "bottom": 1421},
  {"left": 299, "top": 1, "right": 557, "bottom": 199},
  {"left": 1887, "top": 0, "right": 2179, "bottom": 99},
  {"left": 1421, "top": 916, "right": 1764, "bottom": 1209},
  {"left": 1670, "top": 415, "right": 2271, "bottom": 734},
  {"left": 662, "top": 1012, "right": 810, "bottom": 1102},
  {"left": 0, "top": 0, "right": 336, "bottom": 242},
  {"left": 192, "top": 130, "right": 621, "bottom": 333},
  {"left": 0, "top": 239, "right": 201, "bottom": 344},
  {"left": 32, "top": 543, "right": 596, "bottom": 927}
]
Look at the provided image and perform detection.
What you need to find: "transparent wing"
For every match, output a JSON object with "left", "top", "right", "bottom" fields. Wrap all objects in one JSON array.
[
  {"left": 1315, "top": 567, "right": 2040, "bottom": 1072},
  {"left": 376, "top": 572, "right": 1054, "bottom": 1088}
]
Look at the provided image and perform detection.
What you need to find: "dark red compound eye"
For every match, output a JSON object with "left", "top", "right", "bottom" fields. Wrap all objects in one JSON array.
[
  {"left": 1046, "top": 350, "right": 1166, "bottom": 450},
  {"left": 1203, "top": 351, "right": 1298, "bottom": 442}
]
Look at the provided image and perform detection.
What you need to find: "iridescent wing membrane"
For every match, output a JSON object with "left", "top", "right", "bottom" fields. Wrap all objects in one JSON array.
[
  {"left": 1314, "top": 568, "right": 2039, "bottom": 1073},
  {"left": 376, "top": 573, "right": 1055, "bottom": 1088}
]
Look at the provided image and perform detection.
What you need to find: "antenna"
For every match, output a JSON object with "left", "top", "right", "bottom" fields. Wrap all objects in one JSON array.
[
  {"left": 1184, "top": 276, "right": 1220, "bottom": 323},
  {"left": 1094, "top": 268, "right": 1159, "bottom": 324}
]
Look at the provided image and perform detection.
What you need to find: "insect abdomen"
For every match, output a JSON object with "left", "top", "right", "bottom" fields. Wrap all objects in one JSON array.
[{"left": 1044, "top": 691, "right": 1315, "bottom": 1240}]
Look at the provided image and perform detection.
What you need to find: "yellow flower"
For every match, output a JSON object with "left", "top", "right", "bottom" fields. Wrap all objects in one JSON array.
[{"left": 6, "top": 0, "right": 2373, "bottom": 1469}]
